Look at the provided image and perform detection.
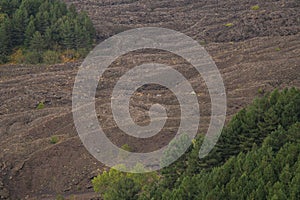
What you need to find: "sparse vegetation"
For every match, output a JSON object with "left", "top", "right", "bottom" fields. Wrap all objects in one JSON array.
[
  {"left": 36, "top": 101, "right": 45, "bottom": 109},
  {"left": 251, "top": 5, "right": 260, "bottom": 11},
  {"left": 55, "top": 194, "right": 65, "bottom": 200},
  {"left": 121, "top": 144, "right": 133, "bottom": 152},
  {"left": 50, "top": 136, "right": 59, "bottom": 144},
  {"left": 119, "top": 144, "right": 133, "bottom": 159},
  {"left": 225, "top": 22, "right": 234, "bottom": 27},
  {"left": 258, "top": 87, "right": 264, "bottom": 94}
]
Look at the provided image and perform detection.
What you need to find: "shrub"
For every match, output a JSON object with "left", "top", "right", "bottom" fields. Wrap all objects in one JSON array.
[
  {"left": 43, "top": 50, "right": 61, "bottom": 64},
  {"left": 77, "top": 48, "right": 90, "bottom": 58},
  {"left": 36, "top": 102, "right": 45, "bottom": 109},
  {"left": 92, "top": 164, "right": 159, "bottom": 200},
  {"left": 225, "top": 23, "right": 234, "bottom": 27},
  {"left": 50, "top": 136, "right": 59, "bottom": 144},
  {"left": 9, "top": 49, "right": 26, "bottom": 64},
  {"left": 119, "top": 144, "right": 133, "bottom": 159},
  {"left": 61, "top": 49, "right": 80, "bottom": 63},
  {"left": 251, "top": 5, "right": 260, "bottom": 10},
  {"left": 121, "top": 144, "right": 133, "bottom": 152},
  {"left": 55, "top": 194, "right": 65, "bottom": 200},
  {"left": 24, "top": 51, "right": 42, "bottom": 64}
]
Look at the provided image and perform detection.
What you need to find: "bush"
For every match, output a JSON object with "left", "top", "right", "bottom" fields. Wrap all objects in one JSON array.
[
  {"left": 50, "top": 136, "right": 59, "bottom": 144},
  {"left": 43, "top": 50, "right": 61, "bottom": 64},
  {"left": 258, "top": 87, "right": 264, "bottom": 94},
  {"left": 61, "top": 49, "right": 80, "bottom": 63},
  {"left": 55, "top": 194, "right": 65, "bottom": 200},
  {"left": 121, "top": 144, "right": 133, "bottom": 152},
  {"left": 36, "top": 102, "right": 45, "bottom": 109},
  {"left": 9, "top": 49, "right": 26, "bottom": 64},
  {"left": 251, "top": 5, "right": 260, "bottom": 10},
  {"left": 77, "top": 48, "right": 90, "bottom": 58},
  {"left": 225, "top": 23, "right": 234, "bottom": 27},
  {"left": 24, "top": 51, "right": 42, "bottom": 64},
  {"left": 92, "top": 164, "right": 159, "bottom": 200}
]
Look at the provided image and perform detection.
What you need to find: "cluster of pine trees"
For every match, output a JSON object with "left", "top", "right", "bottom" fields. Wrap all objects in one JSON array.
[
  {"left": 92, "top": 88, "right": 300, "bottom": 200},
  {"left": 0, "top": 0, "right": 96, "bottom": 64}
]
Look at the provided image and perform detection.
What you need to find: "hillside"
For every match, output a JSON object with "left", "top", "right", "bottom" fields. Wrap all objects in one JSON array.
[{"left": 0, "top": 0, "right": 299, "bottom": 199}]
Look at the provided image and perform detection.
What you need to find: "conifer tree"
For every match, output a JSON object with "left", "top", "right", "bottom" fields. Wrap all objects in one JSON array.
[
  {"left": 11, "top": 7, "right": 28, "bottom": 46},
  {"left": 24, "top": 17, "right": 36, "bottom": 47},
  {"left": 30, "top": 31, "right": 45, "bottom": 52}
]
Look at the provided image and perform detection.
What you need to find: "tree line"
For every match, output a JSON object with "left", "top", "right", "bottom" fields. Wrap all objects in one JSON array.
[{"left": 0, "top": 0, "right": 96, "bottom": 64}]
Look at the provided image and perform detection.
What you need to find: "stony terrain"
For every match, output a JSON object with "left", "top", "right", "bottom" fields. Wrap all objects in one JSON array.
[{"left": 0, "top": 0, "right": 299, "bottom": 199}]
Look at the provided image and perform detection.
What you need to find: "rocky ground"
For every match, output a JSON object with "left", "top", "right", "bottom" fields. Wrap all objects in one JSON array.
[{"left": 0, "top": 0, "right": 299, "bottom": 199}]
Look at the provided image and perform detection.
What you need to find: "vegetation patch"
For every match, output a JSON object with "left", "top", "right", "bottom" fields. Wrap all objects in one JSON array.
[
  {"left": 225, "top": 23, "right": 234, "bottom": 27},
  {"left": 251, "top": 5, "right": 260, "bottom": 11},
  {"left": 275, "top": 47, "right": 281, "bottom": 51},
  {"left": 92, "top": 88, "right": 300, "bottom": 200},
  {"left": 36, "top": 101, "right": 44, "bottom": 109},
  {"left": 0, "top": 0, "right": 96, "bottom": 64},
  {"left": 50, "top": 136, "right": 59, "bottom": 144}
]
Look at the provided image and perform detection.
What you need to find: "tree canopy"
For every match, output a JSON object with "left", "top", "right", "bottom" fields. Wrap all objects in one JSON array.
[
  {"left": 0, "top": 0, "right": 96, "bottom": 64},
  {"left": 92, "top": 88, "right": 300, "bottom": 200}
]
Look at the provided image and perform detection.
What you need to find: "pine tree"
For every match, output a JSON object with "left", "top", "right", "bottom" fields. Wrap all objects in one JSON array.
[
  {"left": 30, "top": 31, "right": 45, "bottom": 52},
  {"left": 78, "top": 11, "right": 96, "bottom": 40},
  {"left": 35, "top": 11, "right": 50, "bottom": 33},
  {"left": 0, "top": 0, "right": 21, "bottom": 17},
  {"left": 52, "top": 0, "right": 67, "bottom": 20},
  {"left": 0, "top": 24, "right": 9, "bottom": 63},
  {"left": 289, "top": 163, "right": 300, "bottom": 199},
  {"left": 0, "top": 0, "right": 95, "bottom": 64},
  {"left": 268, "top": 182, "right": 287, "bottom": 200},
  {"left": 0, "top": 17, "right": 12, "bottom": 63},
  {"left": 74, "top": 23, "right": 91, "bottom": 49},
  {"left": 11, "top": 7, "right": 28, "bottom": 46},
  {"left": 60, "top": 19, "right": 75, "bottom": 49},
  {"left": 24, "top": 17, "right": 36, "bottom": 47},
  {"left": 105, "top": 178, "right": 139, "bottom": 200},
  {"left": 19, "top": 0, "right": 42, "bottom": 17},
  {"left": 67, "top": 4, "right": 77, "bottom": 19}
]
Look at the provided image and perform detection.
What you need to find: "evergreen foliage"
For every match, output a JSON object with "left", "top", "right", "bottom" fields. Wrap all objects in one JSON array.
[
  {"left": 0, "top": 0, "right": 96, "bottom": 64},
  {"left": 92, "top": 88, "right": 300, "bottom": 200}
]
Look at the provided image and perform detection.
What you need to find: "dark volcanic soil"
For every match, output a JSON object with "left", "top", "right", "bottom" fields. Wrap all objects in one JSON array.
[{"left": 0, "top": 0, "right": 300, "bottom": 199}]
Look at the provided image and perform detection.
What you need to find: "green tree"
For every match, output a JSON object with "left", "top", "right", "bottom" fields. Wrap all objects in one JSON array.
[
  {"left": 141, "top": 88, "right": 300, "bottom": 200},
  {"left": 92, "top": 164, "right": 158, "bottom": 200},
  {"left": 0, "top": 21, "right": 10, "bottom": 63},
  {"left": 19, "top": 0, "right": 42, "bottom": 17},
  {"left": 60, "top": 18, "right": 75, "bottom": 49},
  {"left": 0, "top": 0, "right": 95, "bottom": 64},
  {"left": 30, "top": 31, "right": 46, "bottom": 52},
  {"left": 35, "top": 10, "right": 50, "bottom": 33},
  {"left": 24, "top": 17, "right": 36, "bottom": 47},
  {"left": 0, "top": 0, "right": 21, "bottom": 17},
  {"left": 11, "top": 7, "right": 28, "bottom": 46},
  {"left": 104, "top": 178, "right": 139, "bottom": 200}
]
